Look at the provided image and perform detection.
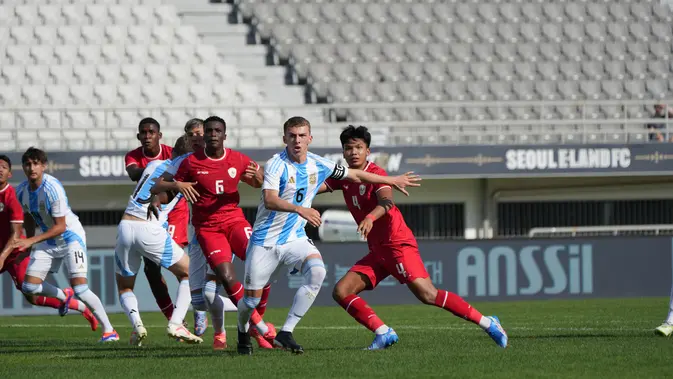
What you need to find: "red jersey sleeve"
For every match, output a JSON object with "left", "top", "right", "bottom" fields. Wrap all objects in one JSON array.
[
  {"left": 324, "top": 178, "right": 342, "bottom": 192},
  {"left": 125, "top": 149, "right": 140, "bottom": 168},
  {"left": 173, "top": 157, "right": 191, "bottom": 182},
  {"left": 370, "top": 165, "right": 392, "bottom": 193},
  {"left": 7, "top": 187, "right": 23, "bottom": 224}
]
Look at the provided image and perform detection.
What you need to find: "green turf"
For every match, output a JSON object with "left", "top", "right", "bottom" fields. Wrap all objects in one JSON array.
[{"left": 1, "top": 298, "right": 673, "bottom": 378}]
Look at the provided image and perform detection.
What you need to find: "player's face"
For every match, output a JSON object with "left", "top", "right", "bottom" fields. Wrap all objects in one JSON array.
[
  {"left": 283, "top": 125, "right": 312, "bottom": 159},
  {"left": 204, "top": 122, "right": 226, "bottom": 149},
  {"left": 137, "top": 124, "right": 161, "bottom": 150},
  {"left": 343, "top": 138, "right": 370, "bottom": 169},
  {"left": 185, "top": 126, "right": 205, "bottom": 150},
  {"left": 0, "top": 160, "right": 11, "bottom": 185},
  {"left": 22, "top": 159, "right": 45, "bottom": 182}
]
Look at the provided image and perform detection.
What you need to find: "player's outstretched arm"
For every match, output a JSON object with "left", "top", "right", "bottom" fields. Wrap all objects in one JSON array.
[
  {"left": 13, "top": 216, "right": 66, "bottom": 251},
  {"left": 151, "top": 176, "right": 199, "bottom": 203},
  {"left": 345, "top": 170, "right": 421, "bottom": 196},
  {"left": 263, "top": 190, "right": 322, "bottom": 227},
  {"left": 0, "top": 222, "right": 23, "bottom": 270}
]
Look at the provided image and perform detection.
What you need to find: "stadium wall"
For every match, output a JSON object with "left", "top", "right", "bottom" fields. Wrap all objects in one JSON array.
[{"left": 1, "top": 236, "right": 670, "bottom": 316}]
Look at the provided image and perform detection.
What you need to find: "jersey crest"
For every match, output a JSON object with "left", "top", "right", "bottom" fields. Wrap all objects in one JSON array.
[
  {"left": 228, "top": 167, "right": 237, "bottom": 178},
  {"left": 359, "top": 184, "right": 366, "bottom": 195},
  {"left": 309, "top": 173, "right": 317, "bottom": 185},
  {"left": 0, "top": 202, "right": 4, "bottom": 212}
]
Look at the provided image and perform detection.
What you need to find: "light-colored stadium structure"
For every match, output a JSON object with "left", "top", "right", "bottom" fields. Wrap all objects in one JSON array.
[{"left": 0, "top": 0, "right": 671, "bottom": 151}]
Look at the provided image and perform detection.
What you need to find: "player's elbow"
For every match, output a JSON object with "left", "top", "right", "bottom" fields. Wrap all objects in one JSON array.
[{"left": 53, "top": 223, "right": 67, "bottom": 235}]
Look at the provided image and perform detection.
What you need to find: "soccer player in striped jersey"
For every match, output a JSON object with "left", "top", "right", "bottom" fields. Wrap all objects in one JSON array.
[
  {"left": 235, "top": 116, "right": 420, "bottom": 355},
  {"left": 15, "top": 148, "right": 118, "bottom": 342},
  {"left": 114, "top": 148, "right": 202, "bottom": 346},
  {"left": 0, "top": 154, "right": 98, "bottom": 330}
]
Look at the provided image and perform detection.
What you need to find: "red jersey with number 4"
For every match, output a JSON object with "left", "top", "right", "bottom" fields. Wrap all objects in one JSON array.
[
  {"left": 325, "top": 162, "right": 416, "bottom": 248},
  {"left": 124, "top": 144, "right": 173, "bottom": 169},
  {"left": 174, "top": 148, "right": 258, "bottom": 228},
  {"left": 0, "top": 184, "right": 24, "bottom": 257}
]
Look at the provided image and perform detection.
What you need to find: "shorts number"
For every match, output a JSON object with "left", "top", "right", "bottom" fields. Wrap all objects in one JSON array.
[
  {"left": 167, "top": 224, "right": 175, "bottom": 237},
  {"left": 396, "top": 263, "right": 407, "bottom": 278},
  {"left": 295, "top": 188, "right": 305, "bottom": 203},
  {"left": 215, "top": 180, "right": 224, "bottom": 194},
  {"left": 351, "top": 195, "right": 361, "bottom": 210},
  {"left": 74, "top": 251, "right": 85, "bottom": 264},
  {"left": 244, "top": 226, "right": 252, "bottom": 239}
]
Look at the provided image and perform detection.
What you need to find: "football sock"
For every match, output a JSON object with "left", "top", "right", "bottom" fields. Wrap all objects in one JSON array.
[
  {"left": 281, "top": 259, "right": 326, "bottom": 333},
  {"left": 74, "top": 284, "right": 114, "bottom": 333},
  {"left": 33, "top": 296, "right": 65, "bottom": 309},
  {"left": 226, "top": 281, "right": 264, "bottom": 329},
  {"left": 434, "top": 289, "right": 490, "bottom": 330},
  {"left": 338, "top": 294, "right": 386, "bottom": 333},
  {"left": 666, "top": 286, "right": 673, "bottom": 324},
  {"left": 23, "top": 281, "right": 66, "bottom": 301},
  {"left": 158, "top": 300, "right": 174, "bottom": 320},
  {"left": 191, "top": 290, "right": 207, "bottom": 312},
  {"left": 237, "top": 296, "right": 260, "bottom": 333},
  {"left": 120, "top": 291, "right": 142, "bottom": 328},
  {"left": 257, "top": 284, "right": 271, "bottom": 318},
  {"left": 169, "top": 279, "right": 191, "bottom": 326},
  {"left": 204, "top": 281, "right": 225, "bottom": 334}
]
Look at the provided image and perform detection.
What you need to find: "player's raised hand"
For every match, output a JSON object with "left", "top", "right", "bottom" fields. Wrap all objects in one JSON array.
[
  {"left": 390, "top": 171, "right": 422, "bottom": 196},
  {"left": 297, "top": 207, "right": 322, "bottom": 227},
  {"left": 176, "top": 181, "right": 200, "bottom": 203},
  {"left": 357, "top": 217, "right": 374, "bottom": 239}
]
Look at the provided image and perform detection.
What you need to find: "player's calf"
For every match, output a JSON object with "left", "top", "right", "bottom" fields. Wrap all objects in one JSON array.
[{"left": 144, "top": 259, "right": 174, "bottom": 320}]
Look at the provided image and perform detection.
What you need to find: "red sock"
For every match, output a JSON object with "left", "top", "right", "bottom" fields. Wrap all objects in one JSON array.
[
  {"left": 34, "top": 296, "right": 62, "bottom": 309},
  {"left": 257, "top": 284, "right": 271, "bottom": 318},
  {"left": 158, "top": 301, "right": 174, "bottom": 320},
  {"left": 68, "top": 297, "right": 83, "bottom": 312},
  {"left": 227, "top": 281, "right": 264, "bottom": 325},
  {"left": 338, "top": 294, "right": 385, "bottom": 333},
  {"left": 434, "top": 289, "right": 482, "bottom": 324}
]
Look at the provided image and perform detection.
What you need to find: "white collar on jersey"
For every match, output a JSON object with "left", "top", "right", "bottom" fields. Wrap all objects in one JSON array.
[
  {"left": 204, "top": 147, "right": 227, "bottom": 162},
  {"left": 142, "top": 145, "right": 163, "bottom": 160}
]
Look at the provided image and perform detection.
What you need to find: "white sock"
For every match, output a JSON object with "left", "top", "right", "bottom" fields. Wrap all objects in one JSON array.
[
  {"left": 478, "top": 316, "right": 492, "bottom": 330},
  {"left": 203, "top": 282, "right": 225, "bottom": 334},
  {"left": 169, "top": 279, "right": 191, "bottom": 326},
  {"left": 74, "top": 300, "right": 87, "bottom": 312},
  {"left": 281, "top": 261, "right": 325, "bottom": 333},
  {"left": 120, "top": 292, "right": 143, "bottom": 328},
  {"left": 374, "top": 325, "right": 389, "bottom": 335},
  {"left": 237, "top": 297, "right": 259, "bottom": 333},
  {"left": 40, "top": 282, "right": 67, "bottom": 301},
  {"left": 222, "top": 297, "right": 238, "bottom": 312},
  {"left": 666, "top": 286, "right": 673, "bottom": 324},
  {"left": 74, "top": 284, "right": 114, "bottom": 333},
  {"left": 255, "top": 321, "right": 269, "bottom": 335}
]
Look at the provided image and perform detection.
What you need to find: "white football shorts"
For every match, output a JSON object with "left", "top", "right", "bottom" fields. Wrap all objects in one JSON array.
[{"left": 114, "top": 219, "right": 185, "bottom": 277}]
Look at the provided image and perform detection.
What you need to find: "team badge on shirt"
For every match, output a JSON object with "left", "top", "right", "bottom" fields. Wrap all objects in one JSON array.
[
  {"left": 228, "top": 167, "right": 237, "bottom": 178},
  {"left": 0, "top": 202, "right": 4, "bottom": 212},
  {"left": 309, "top": 173, "right": 317, "bottom": 185},
  {"left": 359, "top": 184, "right": 366, "bottom": 195}
]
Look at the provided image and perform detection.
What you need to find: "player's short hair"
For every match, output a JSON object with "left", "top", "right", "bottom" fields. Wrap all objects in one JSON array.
[
  {"left": 184, "top": 118, "right": 203, "bottom": 133},
  {"left": 340, "top": 125, "right": 371, "bottom": 148},
  {"left": 172, "top": 135, "right": 192, "bottom": 157},
  {"left": 0, "top": 154, "right": 11, "bottom": 170},
  {"left": 203, "top": 116, "right": 226, "bottom": 133},
  {"left": 21, "top": 147, "right": 48, "bottom": 165},
  {"left": 138, "top": 117, "right": 160, "bottom": 131},
  {"left": 283, "top": 116, "right": 311, "bottom": 134}
]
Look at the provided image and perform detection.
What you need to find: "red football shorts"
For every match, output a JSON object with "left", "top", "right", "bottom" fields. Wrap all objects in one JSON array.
[
  {"left": 1, "top": 252, "right": 30, "bottom": 290},
  {"left": 349, "top": 243, "right": 429, "bottom": 288},
  {"left": 167, "top": 202, "right": 189, "bottom": 248},
  {"left": 195, "top": 218, "right": 252, "bottom": 269}
]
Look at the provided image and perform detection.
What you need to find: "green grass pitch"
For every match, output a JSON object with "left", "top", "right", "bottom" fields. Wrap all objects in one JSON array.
[{"left": 2, "top": 298, "right": 673, "bottom": 378}]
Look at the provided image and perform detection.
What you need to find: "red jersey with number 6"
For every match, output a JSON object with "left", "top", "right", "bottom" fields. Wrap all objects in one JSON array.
[
  {"left": 174, "top": 148, "right": 258, "bottom": 228},
  {"left": 325, "top": 162, "right": 416, "bottom": 248},
  {"left": 0, "top": 184, "right": 24, "bottom": 262}
]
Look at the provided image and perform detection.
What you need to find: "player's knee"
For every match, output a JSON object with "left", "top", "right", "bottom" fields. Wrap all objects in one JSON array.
[
  {"left": 143, "top": 262, "right": 161, "bottom": 277},
  {"left": 332, "top": 285, "right": 347, "bottom": 302},
  {"left": 202, "top": 281, "right": 219, "bottom": 304},
  {"left": 21, "top": 281, "right": 41, "bottom": 295},
  {"left": 303, "top": 258, "right": 326, "bottom": 292},
  {"left": 415, "top": 286, "right": 438, "bottom": 305},
  {"left": 74, "top": 284, "right": 90, "bottom": 296},
  {"left": 242, "top": 295, "right": 260, "bottom": 309}
]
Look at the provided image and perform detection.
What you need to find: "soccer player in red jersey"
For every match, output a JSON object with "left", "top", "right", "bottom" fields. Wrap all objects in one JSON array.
[
  {"left": 153, "top": 116, "right": 276, "bottom": 349},
  {"left": 0, "top": 155, "right": 98, "bottom": 330},
  {"left": 323, "top": 126, "right": 508, "bottom": 350},
  {"left": 124, "top": 117, "right": 180, "bottom": 321}
]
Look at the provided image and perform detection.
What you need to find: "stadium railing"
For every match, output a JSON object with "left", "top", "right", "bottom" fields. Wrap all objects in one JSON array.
[{"left": 528, "top": 224, "right": 673, "bottom": 238}]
